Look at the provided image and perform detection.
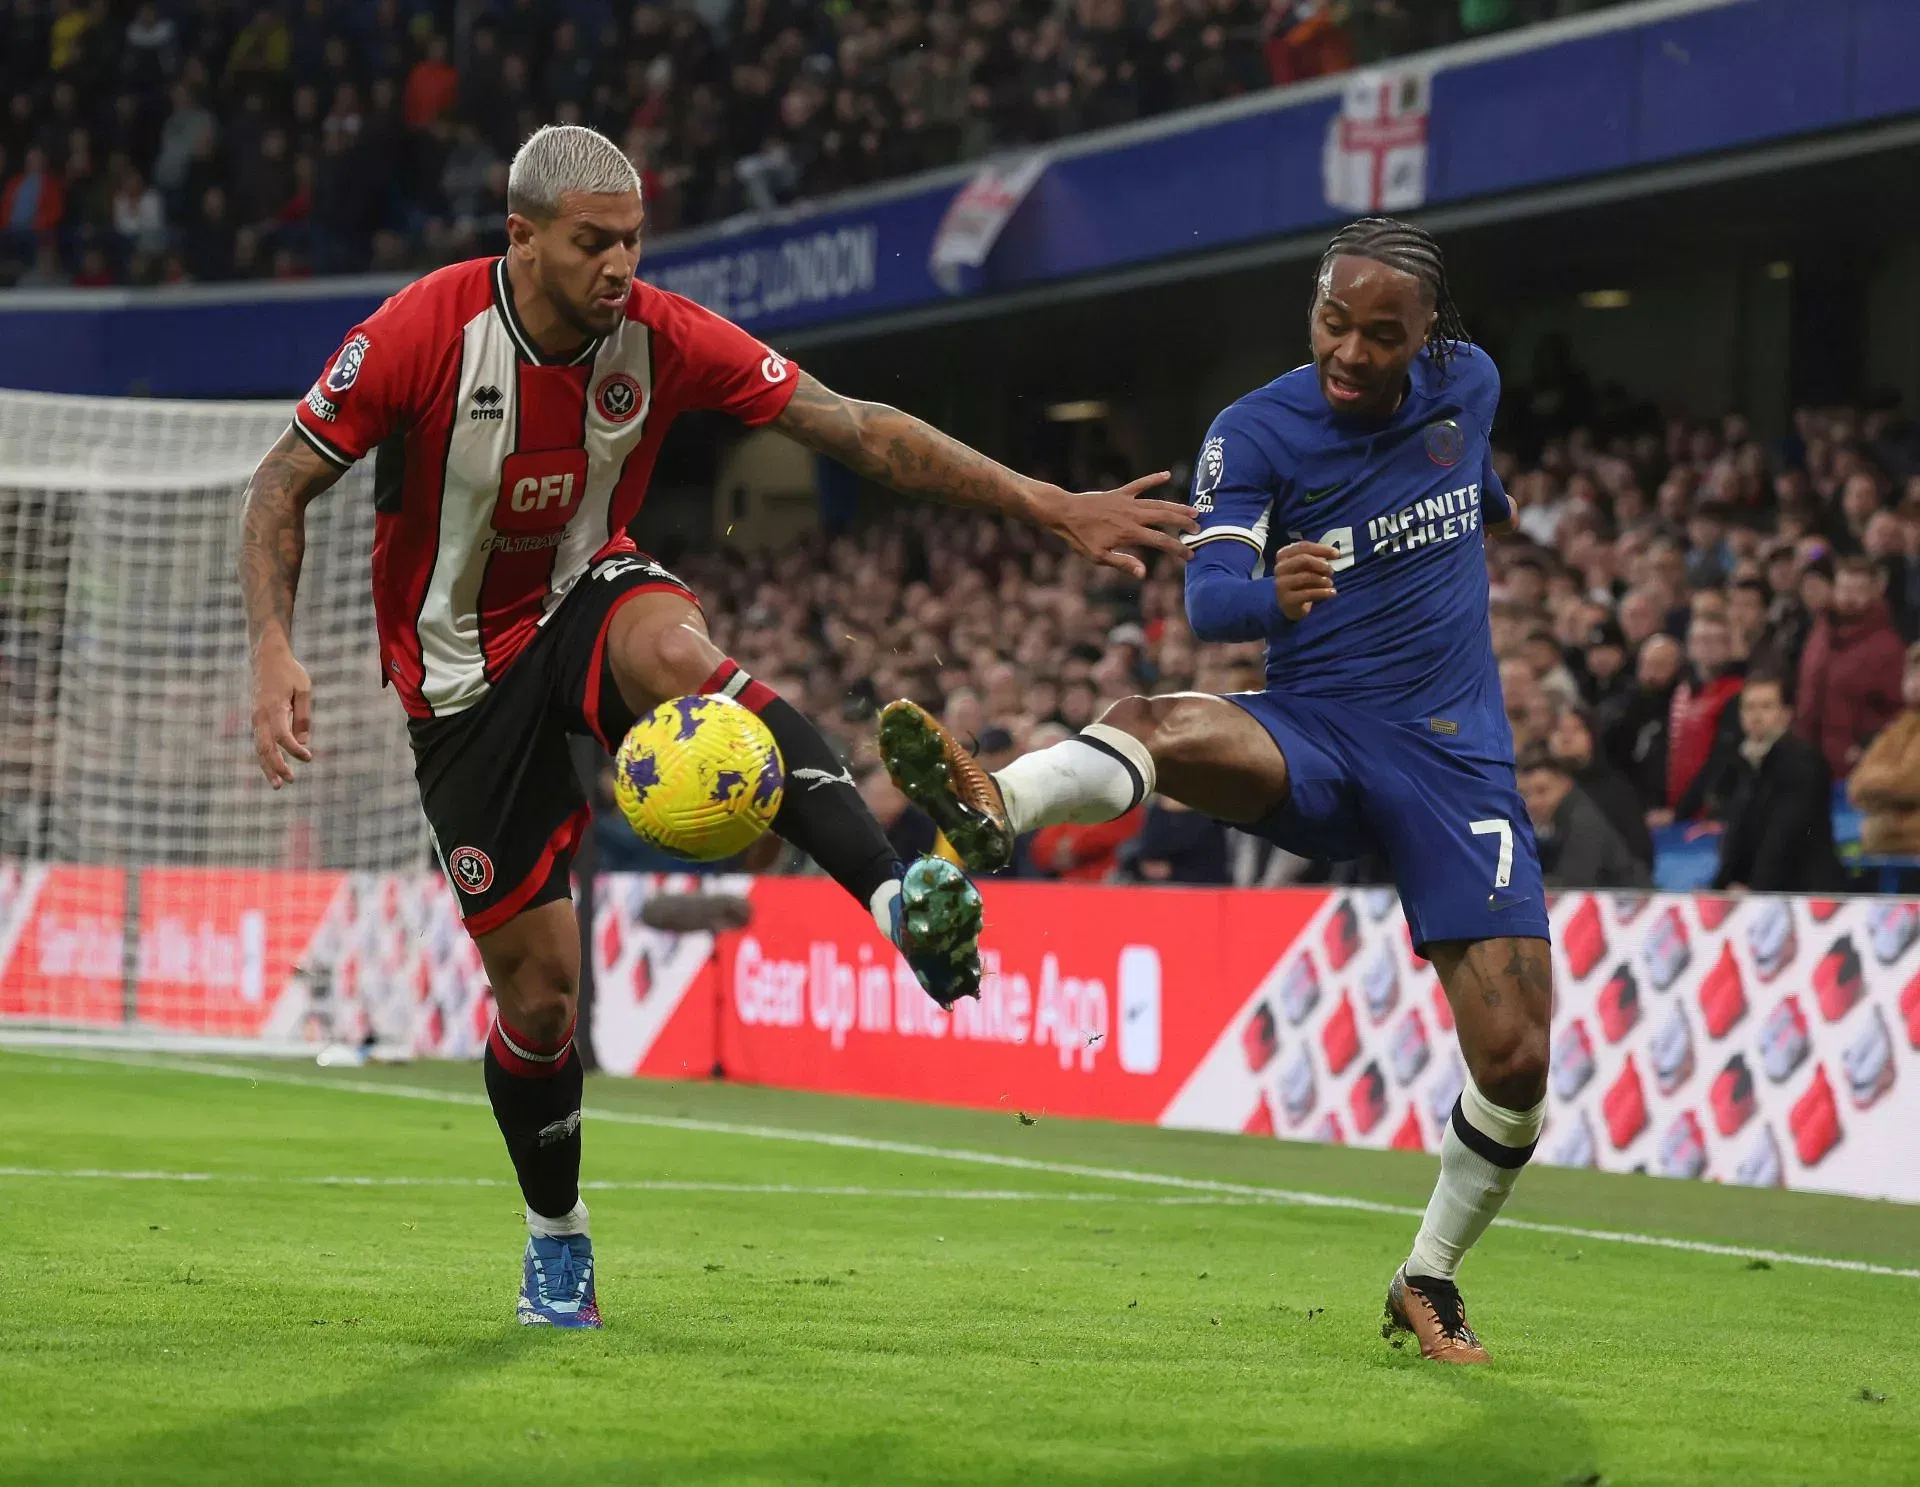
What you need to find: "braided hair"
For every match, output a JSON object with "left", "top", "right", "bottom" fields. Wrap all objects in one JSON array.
[{"left": 1315, "top": 217, "right": 1472, "bottom": 375}]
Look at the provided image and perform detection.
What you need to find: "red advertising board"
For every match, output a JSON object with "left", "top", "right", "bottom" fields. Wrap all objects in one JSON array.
[
  {"left": 710, "top": 877, "right": 1321, "bottom": 1122},
  {"left": 134, "top": 869, "right": 343, "bottom": 1035},
  {"left": 0, "top": 863, "right": 126, "bottom": 1024}
]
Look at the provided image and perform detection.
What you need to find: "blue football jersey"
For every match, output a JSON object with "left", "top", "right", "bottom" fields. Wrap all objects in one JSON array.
[{"left": 1183, "top": 341, "right": 1514, "bottom": 752}]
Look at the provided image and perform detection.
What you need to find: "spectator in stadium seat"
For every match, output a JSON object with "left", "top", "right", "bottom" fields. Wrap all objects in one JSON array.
[
  {"left": 1685, "top": 501, "right": 1733, "bottom": 586},
  {"left": 1459, "top": 0, "right": 1518, "bottom": 36},
  {"left": 404, "top": 32, "right": 460, "bottom": 130},
  {"left": 1341, "top": 0, "right": 1419, "bottom": 63},
  {"left": 1518, "top": 748, "right": 1650, "bottom": 889},
  {"left": 1125, "top": 795, "right": 1231, "bottom": 885},
  {"left": 1712, "top": 675, "right": 1847, "bottom": 893},
  {"left": 123, "top": 4, "right": 178, "bottom": 90},
  {"left": 1847, "top": 643, "right": 1920, "bottom": 854},
  {"left": 1796, "top": 555, "right": 1906, "bottom": 778},
  {"left": 859, "top": 765, "right": 940, "bottom": 864},
  {"left": 1660, "top": 611, "right": 1743, "bottom": 816},
  {"left": 70, "top": 241, "right": 113, "bottom": 285},
  {"left": 181, "top": 183, "right": 233, "bottom": 280},
  {"left": 1265, "top": 1, "right": 1353, "bottom": 85},
  {"left": 1602, "top": 631, "right": 1680, "bottom": 813},
  {"left": 1836, "top": 470, "right": 1885, "bottom": 557},
  {"left": 1864, "top": 508, "right": 1918, "bottom": 641},
  {"left": 0, "top": 145, "right": 63, "bottom": 262},
  {"left": 1616, "top": 585, "right": 1665, "bottom": 652},
  {"left": 1547, "top": 705, "right": 1652, "bottom": 872},
  {"left": 225, "top": 7, "right": 290, "bottom": 89},
  {"left": 1577, "top": 617, "right": 1631, "bottom": 712},
  {"left": 1727, "top": 576, "right": 1769, "bottom": 667},
  {"left": 109, "top": 161, "right": 163, "bottom": 258},
  {"left": 1029, "top": 803, "right": 1146, "bottom": 882}
]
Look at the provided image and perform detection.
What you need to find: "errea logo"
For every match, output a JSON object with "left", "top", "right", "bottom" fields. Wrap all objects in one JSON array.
[{"left": 469, "top": 385, "right": 504, "bottom": 421}]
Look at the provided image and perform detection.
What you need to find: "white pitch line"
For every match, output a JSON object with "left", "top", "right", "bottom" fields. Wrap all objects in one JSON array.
[
  {"left": 11, "top": 1046, "right": 1920, "bottom": 1281},
  {"left": 0, "top": 1166, "right": 1268, "bottom": 1204}
]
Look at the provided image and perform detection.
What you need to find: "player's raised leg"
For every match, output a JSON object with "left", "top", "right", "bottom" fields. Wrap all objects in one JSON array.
[
  {"left": 603, "top": 590, "right": 982, "bottom": 1005},
  {"left": 1384, "top": 935, "right": 1550, "bottom": 1364},
  {"left": 877, "top": 691, "right": 1293, "bottom": 870},
  {"left": 473, "top": 899, "right": 601, "bottom": 1328}
]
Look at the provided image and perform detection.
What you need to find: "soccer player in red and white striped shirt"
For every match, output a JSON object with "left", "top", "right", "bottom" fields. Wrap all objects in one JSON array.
[{"left": 237, "top": 124, "right": 1194, "bottom": 1327}]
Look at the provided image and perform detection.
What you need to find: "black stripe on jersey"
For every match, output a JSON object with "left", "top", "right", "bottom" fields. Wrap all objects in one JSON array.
[
  {"left": 290, "top": 418, "right": 353, "bottom": 468},
  {"left": 491, "top": 257, "right": 603, "bottom": 369},
  {"left": 371, "top": 433, "right": 406, "bottom": 514}
]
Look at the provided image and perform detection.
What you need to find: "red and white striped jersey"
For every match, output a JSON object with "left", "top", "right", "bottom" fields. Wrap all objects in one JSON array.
[{"left": 290, "top": 257, "right": 799, "bottom": 718}]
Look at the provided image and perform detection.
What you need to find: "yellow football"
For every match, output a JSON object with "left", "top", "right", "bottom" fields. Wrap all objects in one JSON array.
[{"left": 613, "top": 694, "right": 786, "bottom": 861}]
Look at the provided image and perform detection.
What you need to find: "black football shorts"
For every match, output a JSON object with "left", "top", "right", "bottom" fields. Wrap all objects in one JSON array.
[{"left": 409, "top": 550, "right": 697, "bottom": 937}]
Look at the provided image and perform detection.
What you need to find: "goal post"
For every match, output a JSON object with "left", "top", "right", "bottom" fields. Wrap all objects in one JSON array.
[{"left": 0, "top": 389, "right": 434, "bottom": 1046}]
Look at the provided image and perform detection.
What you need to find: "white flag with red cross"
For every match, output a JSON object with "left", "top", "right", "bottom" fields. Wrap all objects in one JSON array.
[{"left": 1323, "top": 64, "right": 1432, "bottom": 215}]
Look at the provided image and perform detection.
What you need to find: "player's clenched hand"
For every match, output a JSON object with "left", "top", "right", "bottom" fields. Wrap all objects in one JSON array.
[
  {"left": 1032, "top": 472, "right": 1198, "bottom": 580},
  {"left": 250, "top": 641, "right": 314, "bottom": 788},
  {"left": 1272, "top": 542, "right": 1341, "bottom": 620}
]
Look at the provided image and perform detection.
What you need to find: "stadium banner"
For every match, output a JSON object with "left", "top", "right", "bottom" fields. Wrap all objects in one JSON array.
[
  {"left": 588, "top": 875, "right": 1920, "bottom": 1206},
  {"left": 928, "top": 152, "right": 1052, "bottom": 296},
  {"left": 6, "top": 863, "right": 1920, "bottom": 1203},
  {"left": 132, "top": 868, "right": 344, "bottom": 1038},
  {"left": 1322, "top": 64, "right": 1432, "bottom": 215},
  {"left": 6, "top": 0, "right": 1917, "bottom": 392},
  {"left": 0, "top": 863, "right": 127, "bottom": 1025}
]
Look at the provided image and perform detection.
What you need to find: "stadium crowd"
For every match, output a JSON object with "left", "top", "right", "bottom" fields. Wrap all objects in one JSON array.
[
  {"left": 2, "top": 0, "right": 1624, "bottom": 287},
  {"left": 595, "top": 366, "right": 1920, "bottom": 895}
]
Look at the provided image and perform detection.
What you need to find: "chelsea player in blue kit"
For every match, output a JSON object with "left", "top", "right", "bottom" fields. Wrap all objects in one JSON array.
[{"left": 879, "top": 219, "right": 1551, "bottom": 1365}]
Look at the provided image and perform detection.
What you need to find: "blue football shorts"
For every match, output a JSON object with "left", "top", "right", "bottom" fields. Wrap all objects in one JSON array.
[{"left": 1226, "top": 690, "right": 1551, "bottom": 950}]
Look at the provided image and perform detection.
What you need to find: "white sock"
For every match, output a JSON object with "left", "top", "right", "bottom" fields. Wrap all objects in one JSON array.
[
  {"left": 1406, "top": 1080, "right": 1544, "bottom": 1280},
  {"left": 992, "top": 724, "right": 1156, "bottom": 834},
  {"left": 527, "top": 1198, "right": 590, "bottom": 1239},
  {"left": 869, "top": 878, "right": 902, "bottom": 939}
]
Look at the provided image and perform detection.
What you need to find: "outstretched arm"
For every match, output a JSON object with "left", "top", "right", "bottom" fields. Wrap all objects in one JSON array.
[
  {"left": 238, "top": 427, "right": 346, "bottom": 788},
  {"left": 773, "top": 371, "right": 1196, "bottom": 578}
]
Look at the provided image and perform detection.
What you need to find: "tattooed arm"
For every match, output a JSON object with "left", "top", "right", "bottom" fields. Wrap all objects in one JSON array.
[
  {"left": 238, "top": 428, "right": 346, "bottom": 788},
  {"left": 773, "top": 371, "right": 1197, "bottom": 578}
]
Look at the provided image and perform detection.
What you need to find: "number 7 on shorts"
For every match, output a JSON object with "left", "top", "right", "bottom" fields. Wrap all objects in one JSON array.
[{"left": 1470, "top": 817, "right": 1513, "bottom": 889}]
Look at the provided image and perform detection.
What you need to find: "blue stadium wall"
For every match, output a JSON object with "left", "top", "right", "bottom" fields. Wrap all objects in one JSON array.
[{"left": 1, "top": 0, "right": 1916, "bottom": 399}]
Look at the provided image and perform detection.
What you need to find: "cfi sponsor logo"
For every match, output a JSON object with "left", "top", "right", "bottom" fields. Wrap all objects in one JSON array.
[
  {"left": 1424, "top": 418, "right": 1464, "bottom": 467},
  {"left": 595, "top": 372, "right": 642, "bottom": 423},
  {"left": 325, "top": 332, "right": 370, "bottom": 394},
  {"left": 760, "top": 351, "right": 790, "bottom": 384},
  {"left": 469, "top": 384, "right": 504, "bottom": 421},
  {"left": 448, "top": 846, "right": 493, "bottom": 895}
]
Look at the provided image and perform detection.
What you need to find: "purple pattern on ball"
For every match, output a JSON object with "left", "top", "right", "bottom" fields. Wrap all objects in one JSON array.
[
  {"left": 623, "top": 752, "right": 661, "bottom": 799},
  {"left": 672, "top": 695, "right": 708, "bottom": 740},
  {"left": 752, "top": 753, "right": 782, "bottom": 808},
  {"left": 711, "top": 768, "right": 746, "bottom": 804}
]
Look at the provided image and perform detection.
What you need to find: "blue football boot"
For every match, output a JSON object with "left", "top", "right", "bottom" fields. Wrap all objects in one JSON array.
[
  {"left": 891, "top": 856, "right": 984, "bottom": 1009},
  {"left": 516, "top": 1232, "right": 602, "bottom": 1329}
]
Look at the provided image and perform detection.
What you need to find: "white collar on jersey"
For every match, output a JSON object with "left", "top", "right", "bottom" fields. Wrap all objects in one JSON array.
[{"left": 491, "top": 257, "right": 604, "bottom": 369}]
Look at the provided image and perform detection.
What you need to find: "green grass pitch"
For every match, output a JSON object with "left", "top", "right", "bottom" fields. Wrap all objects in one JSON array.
[{"left": 1, "top": 1046, "right": 1915, "bottom": 1485}]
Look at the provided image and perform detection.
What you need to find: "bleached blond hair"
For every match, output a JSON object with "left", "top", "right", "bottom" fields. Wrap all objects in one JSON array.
[{"left": 507, "top": 124, "right": 642, "bottom": 219}]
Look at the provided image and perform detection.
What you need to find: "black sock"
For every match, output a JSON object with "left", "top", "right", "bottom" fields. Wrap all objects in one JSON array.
[
  {"left": 701, "top": 659, "right": 900, "bottom": 907},
  {"left": 483, "top": 1018, "right": 584, "bottom": 1223}
]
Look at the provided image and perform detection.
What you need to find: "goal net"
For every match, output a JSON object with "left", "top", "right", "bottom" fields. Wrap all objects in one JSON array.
[{"left": 0, "top": 389, "right": 436, "bottom": 1044}]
